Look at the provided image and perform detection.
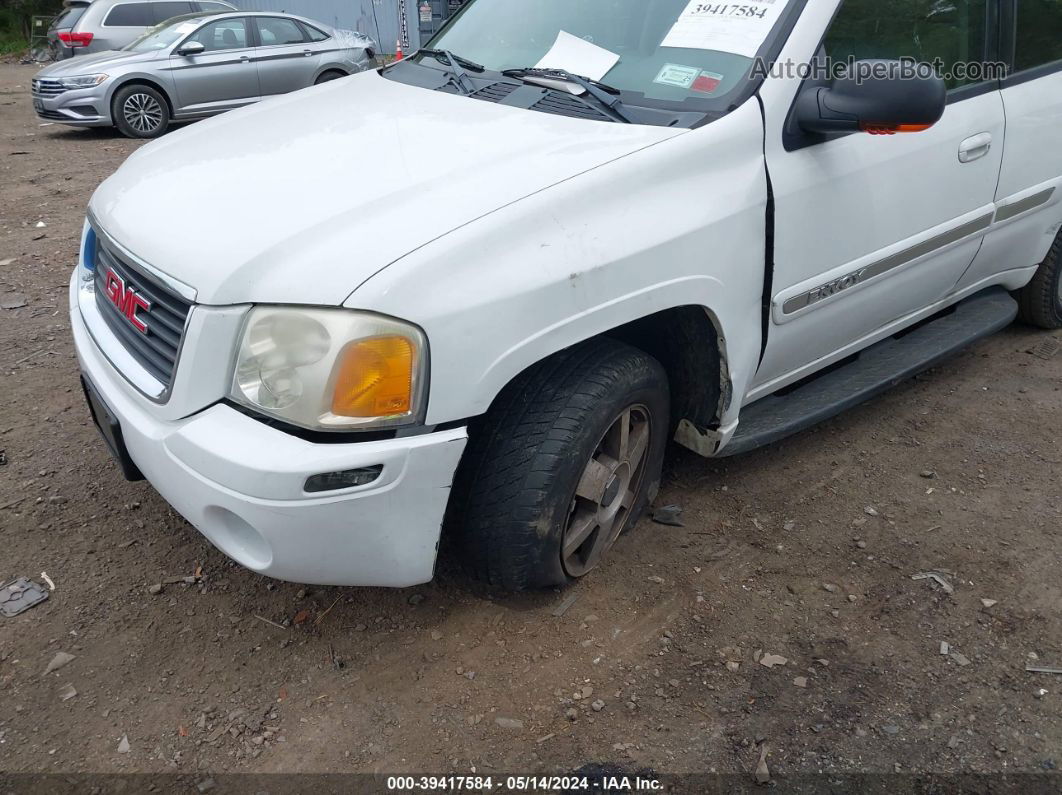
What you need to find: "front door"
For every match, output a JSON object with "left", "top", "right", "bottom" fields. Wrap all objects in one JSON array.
[
  {"left": 171, "top": 16, "right": 260, "bottom": 115},
  {"left": 752, "top": 0, "right": 1005, "bottom": 396}
]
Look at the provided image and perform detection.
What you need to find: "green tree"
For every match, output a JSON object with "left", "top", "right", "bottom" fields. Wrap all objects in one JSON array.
[{"left": 0, "top": 0, "right": 64, "bottom": 53}]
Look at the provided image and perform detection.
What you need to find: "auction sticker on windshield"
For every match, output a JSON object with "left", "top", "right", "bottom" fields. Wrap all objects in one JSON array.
[
  {"left": 653, "top": 63, "right": 701, "bottom": 89},
  {"left": 662, "top": 1, "right": 792, "bottom": 59},
  {"left": 691, "top": 70, "right": 724, "bottom": 93}
]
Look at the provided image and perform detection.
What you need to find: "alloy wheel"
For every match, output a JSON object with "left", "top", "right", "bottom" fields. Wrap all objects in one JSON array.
[
  {"left": 562, "top": 404, "right": 652, "bottom": 577},
  {"left": 123, "top": 93, "right": 163, "bottom": 134}
]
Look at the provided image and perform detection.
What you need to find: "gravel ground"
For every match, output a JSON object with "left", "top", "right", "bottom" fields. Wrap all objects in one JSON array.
[{"left": 1, "top": 61, "right": 1061, "bottom": 788}]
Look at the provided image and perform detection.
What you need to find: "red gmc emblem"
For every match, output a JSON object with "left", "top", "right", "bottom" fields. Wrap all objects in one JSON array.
[{"left": 104, "top": 268, "right": 151, "bottom": 334}]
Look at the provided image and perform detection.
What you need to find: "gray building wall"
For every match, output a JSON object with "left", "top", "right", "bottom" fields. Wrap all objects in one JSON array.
[{"left": 228, "top": 0, "right": 424, "bottom": 55}]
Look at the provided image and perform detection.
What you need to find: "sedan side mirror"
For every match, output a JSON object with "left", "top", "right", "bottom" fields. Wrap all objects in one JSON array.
[
  {"left": 176, "top": 41, "right": 205, "bottom": 56},
  {"left": 795, "top": 59, "right": 946, "bottom": 136}
]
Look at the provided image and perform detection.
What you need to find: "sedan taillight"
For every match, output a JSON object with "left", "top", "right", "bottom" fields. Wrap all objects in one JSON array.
[{"left": 58, "top": 32, "right": 94, "bottom": 47}]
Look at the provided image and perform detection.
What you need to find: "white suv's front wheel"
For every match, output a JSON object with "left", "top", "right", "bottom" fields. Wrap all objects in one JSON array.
[{"left": 448, "top": 338, "right": 670, "bottom": 591}]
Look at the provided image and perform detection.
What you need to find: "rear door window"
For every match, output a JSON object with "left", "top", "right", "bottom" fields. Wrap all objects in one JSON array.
[
  {"left": 196, "top": 1, "right": 234, "bottom": 12},
  {"left": 1014, "top": 0, "right": 1062, "bottom": 73},
  {"left": 300, "top": 23, "right": 329, "bottom": 43},
  {"left": 50, "top": 4, "right": 89, "bottom": 31},
  {"left": 103, "top": 3, "right": 156, "bottom": 26},
  {"left": 152, "top": 2, "right": 196, "bottom": 24},
  {"left": 256, "top": 17, "right": 306, "bottom": 46}
]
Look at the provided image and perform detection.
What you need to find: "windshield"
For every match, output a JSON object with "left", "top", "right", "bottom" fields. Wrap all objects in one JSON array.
[
  {"left": 428, "top": 0, "right": 795, "bottom": 108},
  {"left": 123, "top": 17, "right": 201, "bottom": 52}
]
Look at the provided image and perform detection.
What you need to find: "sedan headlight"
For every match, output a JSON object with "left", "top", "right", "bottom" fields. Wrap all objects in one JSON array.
[
  {"left": 230, "top": 307, "right": 428, "bottom": 431},
  {"left": 59, "top": 74, "right": 108, "bottom": 89}
]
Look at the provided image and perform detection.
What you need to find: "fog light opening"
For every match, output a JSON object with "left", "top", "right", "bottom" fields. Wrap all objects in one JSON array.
[{"left": 304, "top": 465, "right": 383, "bottom": 494}]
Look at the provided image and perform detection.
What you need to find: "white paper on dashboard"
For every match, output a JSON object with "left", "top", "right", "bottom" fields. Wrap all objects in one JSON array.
[
  {"left": 535, "top": 31, "right": 621, "bottom": 82},
  {"left": 662, "top": 0, "right": 792, "bottom": 59}
]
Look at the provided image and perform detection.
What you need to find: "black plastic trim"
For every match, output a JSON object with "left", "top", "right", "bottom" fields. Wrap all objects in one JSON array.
[
  {"left": 220, "top": 400, "right": 475, "bottom": 445},
  {"left": 756, "top": 93, "right": 774, "bottom": 368},
  {"left": 1002, "top": 60, "right": 1062, "bottom": 88},
  {"left": 723, "top": 288, "right": 1018, "bottom": 457},
  {"left": 223, "top": 400, "right": 399, "bottom": 444}
]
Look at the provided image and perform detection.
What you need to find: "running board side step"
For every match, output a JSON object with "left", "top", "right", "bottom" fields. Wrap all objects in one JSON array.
[{"left": 722, "top": 288, "right": 1018, "bottom": 457}]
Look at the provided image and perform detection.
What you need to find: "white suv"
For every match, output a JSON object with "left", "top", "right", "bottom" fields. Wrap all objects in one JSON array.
[{"left": 71, "top": 0, "right": 1062, "bottom": 590}]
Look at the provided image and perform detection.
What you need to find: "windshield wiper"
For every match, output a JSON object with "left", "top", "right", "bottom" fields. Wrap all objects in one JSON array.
[
  {"left": 502, "top": 67, "right": 632, "bottom": 123},
  {"left": 417, "top": 48, "right": 484, "bottom": 95}
]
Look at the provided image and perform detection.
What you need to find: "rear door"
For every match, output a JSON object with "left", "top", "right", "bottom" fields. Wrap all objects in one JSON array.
[
  {"left": 170, "top": 16, "right": 260, "bottom": 114},
  {"left": 253, "top": 16, "right": 318, "bottom": 96},
  {"left": 753, "top": 0, "right": 1006, "bottom": 394},
  {"left": 956, "top": 0, "right": 1062, "bottom": 290}
]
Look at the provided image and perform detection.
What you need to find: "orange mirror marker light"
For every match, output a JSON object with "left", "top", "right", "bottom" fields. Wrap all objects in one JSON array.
[{"left": 860, "top": 122, "right": 935, "bottom": 135}]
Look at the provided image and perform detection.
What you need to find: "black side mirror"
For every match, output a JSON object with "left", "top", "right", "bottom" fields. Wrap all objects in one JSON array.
[
  {"left": 176, "top": 41, "right": 205, "bottom": 57},
  {"left": 795, "top": 59, "right": 946, "bottom": 136}
]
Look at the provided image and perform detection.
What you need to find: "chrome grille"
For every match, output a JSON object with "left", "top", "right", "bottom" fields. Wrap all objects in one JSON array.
[
  {"left": 92, "top": 236, "right": 192, "bottom": 387},
  {"left": 31, "top": 78, "right": 67, "bottom": 98}
]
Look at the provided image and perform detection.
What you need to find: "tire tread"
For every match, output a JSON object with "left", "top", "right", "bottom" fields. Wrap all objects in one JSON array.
[
  {"left": 448, "top": 339, "right": 668, "bottom": 590},
  {"left": 1016, "top": 230, "right": 1062, "bottom": 329}
]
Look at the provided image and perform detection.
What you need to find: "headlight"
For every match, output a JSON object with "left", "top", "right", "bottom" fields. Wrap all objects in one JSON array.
[
  {"left": 229, "top": 307, "right": 428, "bottom": 431},
  {"left": 59, "top": 74, "right": 108, "bottom": 89}
]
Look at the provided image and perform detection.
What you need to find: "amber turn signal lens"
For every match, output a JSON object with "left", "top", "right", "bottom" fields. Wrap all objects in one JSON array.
[
  {"left": 860, "top": 122, "right": 935, "bottom": 135},
  {"left": 331, "top": 335, "right": 415, "bottom": 418}
]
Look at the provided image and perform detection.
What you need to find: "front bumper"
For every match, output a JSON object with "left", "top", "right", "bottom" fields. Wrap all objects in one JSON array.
[
  {"left": 32, "top": 83, "right": 111, "bottom": 126},
  {"left": 69, "top": 271, "right": 467, "bottom": 587}
]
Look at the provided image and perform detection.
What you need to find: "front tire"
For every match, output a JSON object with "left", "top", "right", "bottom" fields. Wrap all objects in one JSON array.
[
  {"left": 1016, "top": 229, "right": 1062, "bottom": 329},
  {"left": 112, "top": 85, "right": 169, "bottom": 139},
  {"left": 449, "top": 339, "right": 669, "bottom": 591}
]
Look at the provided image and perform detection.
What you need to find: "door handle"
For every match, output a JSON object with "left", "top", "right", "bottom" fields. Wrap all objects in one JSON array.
[
  {"left": 958, "top": 133, "right": 992, "bottom": 163},
  {"left": 303, "top": 49, "right": 313, "bottom": 56}
]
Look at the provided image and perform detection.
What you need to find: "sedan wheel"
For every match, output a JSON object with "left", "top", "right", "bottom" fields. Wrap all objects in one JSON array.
[
  {"left": 123, "top": 93, "right": 163, "bottom": 134},
  {"left": 112, "top": 85, "right": 170, "bottom": 139}
]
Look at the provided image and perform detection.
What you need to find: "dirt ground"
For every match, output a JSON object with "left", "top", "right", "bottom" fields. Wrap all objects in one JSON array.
[{"left": 1, "top": 61, "right": 1061, "bottom": 789}]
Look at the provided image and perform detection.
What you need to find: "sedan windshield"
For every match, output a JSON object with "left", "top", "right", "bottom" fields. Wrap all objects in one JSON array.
[
  {"left": 429, "top": 0, "right": 793, "bottom": 108},
  {"left": 124, "top": 17, "right": 202, "bottom": 52}
]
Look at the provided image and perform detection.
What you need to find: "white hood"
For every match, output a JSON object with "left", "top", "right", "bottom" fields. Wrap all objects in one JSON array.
[{"left": 89, "top": 71, "right": 683, "bottom": 305}]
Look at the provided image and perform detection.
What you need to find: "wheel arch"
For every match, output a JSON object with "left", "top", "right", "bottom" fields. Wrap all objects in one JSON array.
[
  {"left": 109, "top": 77, "right": 175, "bottom": 119},
  {"left": 465, "top": 304, "right": 732, "bottom": 455},
  {"left": 603, "top": 305, "right": 730, "bottom": 442},
  {"left": 314, "top": 66, "right": 350, "bottom": 83}
]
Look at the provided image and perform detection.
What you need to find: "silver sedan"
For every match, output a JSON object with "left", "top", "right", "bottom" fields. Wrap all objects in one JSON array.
[{"left": 31, "top": 11, "right": 377, "bottom": 138}]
